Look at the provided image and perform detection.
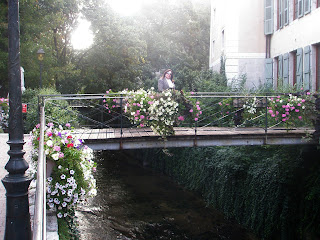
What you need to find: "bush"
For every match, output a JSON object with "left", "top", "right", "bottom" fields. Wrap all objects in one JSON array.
[{"left": 22, "top": 88, "right": 79, "bottom": 132}]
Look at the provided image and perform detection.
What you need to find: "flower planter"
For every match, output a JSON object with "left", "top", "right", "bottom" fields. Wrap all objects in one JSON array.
[{"left": 46, "top": 159, "right": 55, "bottom": 177}]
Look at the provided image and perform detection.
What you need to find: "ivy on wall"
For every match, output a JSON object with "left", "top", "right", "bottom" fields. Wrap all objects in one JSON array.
[{"left": 140, "top": 145, "right": 320, "bottom": 239}]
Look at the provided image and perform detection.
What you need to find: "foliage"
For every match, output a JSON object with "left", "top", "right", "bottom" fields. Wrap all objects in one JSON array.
[
  {"left": 29, "top": 122, "right": 97, "bottom": 219},
  {"left": 22, "top": 88, "right": 79, "bottom": 132},
  {"left": 0, "top": 97, "right": 9, "bottom": 132},
  {"left": 140, "top": 145, "right": 320, "bottom": 239},
  {"left": 104, "top": 88, "right": 201, "bottom": 137}
]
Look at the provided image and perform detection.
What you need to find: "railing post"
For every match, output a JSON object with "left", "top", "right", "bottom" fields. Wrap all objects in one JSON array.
[
  {"left": 120, "top": 95, "right": 123, "bottom": 138},
  {"left": 2, "top": 0, "right": 32, "bottom": 238},
  {"left": 313, "top": 93, "right": 320, "bottom": 142},
  {"left": 33, "top": 97, "right": 46, "bottom": 240},
  {"left": 265, "top": 96, "right": 268, "bottom": 134}
]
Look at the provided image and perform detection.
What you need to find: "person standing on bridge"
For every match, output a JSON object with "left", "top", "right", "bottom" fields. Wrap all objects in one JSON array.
[{"left": 158, "top": 69, "right": 175, "bottom": 92}]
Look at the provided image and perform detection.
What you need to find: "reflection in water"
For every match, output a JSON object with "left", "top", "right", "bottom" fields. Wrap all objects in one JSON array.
[{"left": 76, "top": 151, "right": 258, "bottom": 240}]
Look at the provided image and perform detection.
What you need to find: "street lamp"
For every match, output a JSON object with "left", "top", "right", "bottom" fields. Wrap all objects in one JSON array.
[
  {"left": 2, "top": 0, "right": 32, "bottom": 239},
  {"left": 37, "top": 48, "right": 45, "bottom": 88}
]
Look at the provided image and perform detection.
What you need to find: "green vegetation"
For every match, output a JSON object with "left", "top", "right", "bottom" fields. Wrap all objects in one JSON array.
[
  {"left": 22, "top": 88, "right": 79, "bottom": 132},
  {"left": 139, "top": 145, "right": 320, "bottom": 239}
]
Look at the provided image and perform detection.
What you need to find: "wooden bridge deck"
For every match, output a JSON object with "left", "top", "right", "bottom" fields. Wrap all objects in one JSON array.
[{"left": 72, "top": 127, "right": 316, "bottom": 150}]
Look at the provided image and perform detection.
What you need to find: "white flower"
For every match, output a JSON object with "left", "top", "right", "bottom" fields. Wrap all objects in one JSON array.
[
  {"left": 46, "top": 140, "right": 53, "bottom": 147},
  {"left": 57, "top": 212, "right": 63, "bottom": 218},
  {"left": 51, "top": 153, "right": 59, "bottom": 161}
]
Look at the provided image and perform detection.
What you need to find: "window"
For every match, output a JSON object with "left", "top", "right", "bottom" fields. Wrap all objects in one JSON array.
[
  {"left": 304, "top": 0, "right": 311, "bottom": 14},
  {"left": 298, "top": 0, "right": 303, "bottom": 17},
  {"left": 211, "top": 40, "right": 215, "bottom": 59},
  {"left": 265, "top": 58, "right": 273, "bottom": 88},
  {"left": 278, "top": 0, "right": 289, "bottom": 29}
]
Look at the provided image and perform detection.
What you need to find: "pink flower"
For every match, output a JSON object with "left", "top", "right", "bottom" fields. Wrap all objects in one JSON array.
[
  {"left": 36, "top": 124, "right": 40, "bottom": 129},
  {"left": 59, "top": 152, "right": 64, "bottom": 158},
  {"left": 135, "top": 117, "right": 138, "bottom": 120},
  {"left": 199, "top": 111, "right": 202, "bottom": 114},
  {"left": 196, "top": 101, "right": 200, "bottom": 105},
  {"left": 307, "top": 92, "right": 311, "bottom": 95},
  {"left": 65, "top": 123, "right": 71, "bottom": 128},
  {"left": 295, "top": 109, "right": 300, "bottom": 112},
  {"left": 191, "top": 92, "right": 195, "bottom": 95},
  {"left": 194, "top": 118, "right": 198, "bottom": 121},
  {"left": 112, "top": 105, "right": 116, "bottom": 108},
  {"left": 178, "top": 116, "right": 185, "bottom": 121},
  {"left": 140, "top": 123, "right": 144, "bottom": 127},
  {"left": 189, "top": 109, "right": 193, "bottom": 113},
  {"left": 301, "top": 99, "right": 306, "bottom": 103},
  {"left": 268, "top": 110, "right": 273, "bottom": 114},
  {"left": 276, "top": 111, "right": 279, "bottom": 115},
  {"left": 298, "top": 116, "right": 302, "bottom": 120},
  {"left": 218, "top": 102, "right": 222, "bottom": 106},
  {"left": 196, "top": 106, "right": 201, "bottom": 110},
  {"left": 282, "top": 118, "right": 287, "bottom": 122},
  {"left": 271, "top": 114, "right": 275, "bottom": 117},
  {"left": 277, "top": 96, "right": 281, "bottom": 98},
  {"left": 48, "top": 122, "right": 54, "bottom": 127},
  {"left": 282, "top": 114, "right": 286, "bottom": 117},
  {"left": 133, "top": 103, "right": 137, "bottom": 106},
  {"left": 285, "top": 108, "right": 289, "bottom": 112},
  {"left": 54, "top": 146, "right": 61, "bottom": 152},
  {"left": 140, "top": 115, "right": 145, "bottom": 119},
  {"left": 148, "top": 101, "right": 153, "bottom": 104},
  {"left": 150, "top": 95, "right": 154, "bottom": 99}
]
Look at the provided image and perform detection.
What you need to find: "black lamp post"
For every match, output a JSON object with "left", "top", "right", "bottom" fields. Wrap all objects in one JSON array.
[
  {"left": 37, "top": 48, "right": 45, "bottom": 88},
  {"left": 1, "top": 0, "right": 32, "bottom": 239}
]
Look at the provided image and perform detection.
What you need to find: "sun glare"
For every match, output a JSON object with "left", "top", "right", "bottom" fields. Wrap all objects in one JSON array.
[
  {"left": 71, "top": 18, "right": 94, "bottom": 50},
  {"left": 108, "top": 0, "right": 143, "bottom": 16}
]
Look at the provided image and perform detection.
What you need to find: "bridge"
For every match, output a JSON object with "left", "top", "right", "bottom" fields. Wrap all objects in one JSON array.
[{"left": 39, "top": 92, "right": 319, "bottom": 150}]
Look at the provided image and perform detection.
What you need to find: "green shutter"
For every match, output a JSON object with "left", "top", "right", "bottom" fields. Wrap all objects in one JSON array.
[
  {"left": 265, "top": 58, "right": 273, "bottom": 88},
  {"left": 296, "top": 48, "right": 303, "bottom": 90},
  {"left": 279, "top": 0, "right": 283, "bottom": 28},
  {"left": 304, "top": 0, "right": 311, "bottom": 14},
  {"left": 278, "top": 55, "right": 283, "bottom": 86},
  {"left": 283, "top": 53, "right": 289, "bottom": 86},
  {"left": 304, "top": 46, "right": 311, "bottom": 90},
  {"left": 265, "top": 0, "right": 274, "bottom": 34},
  {"left": 298, "top": 0, "right": 304, "bottom": 17},
  {"left": 284, "top": 0, "right": 289, "bottom": 25}
]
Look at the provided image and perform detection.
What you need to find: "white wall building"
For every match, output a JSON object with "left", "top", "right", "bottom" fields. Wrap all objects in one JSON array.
[{"left": 209, "top": 0, "right": 320, "bottom": 91}]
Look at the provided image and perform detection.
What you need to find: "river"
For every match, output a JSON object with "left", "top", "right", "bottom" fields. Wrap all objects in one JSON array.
[{"left": 76, "top": 150, "right": 258, "bottom": 240}]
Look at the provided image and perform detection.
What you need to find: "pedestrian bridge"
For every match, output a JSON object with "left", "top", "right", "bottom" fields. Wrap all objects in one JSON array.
[
  {"left": 73, "top": 127, "right": 314, "bottom": 150},
  {"left": 38, "top": 92, "right": 319, "bottom": 150}
]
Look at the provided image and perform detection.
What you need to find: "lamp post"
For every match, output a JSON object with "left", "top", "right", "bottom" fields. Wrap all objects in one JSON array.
[
  {"left": 1, "top": 0, "right": 32, "bottom": 239},
  {"left": 37, "top": 48, "right": 45, "bottom": 88}
]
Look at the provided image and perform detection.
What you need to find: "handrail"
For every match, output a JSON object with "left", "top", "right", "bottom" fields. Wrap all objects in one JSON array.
[{"left": 33, "top": 102, "right": 46, "bottom": 240}]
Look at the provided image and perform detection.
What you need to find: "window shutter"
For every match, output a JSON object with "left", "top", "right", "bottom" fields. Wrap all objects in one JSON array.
[
  {"left": 304, "top": 0, "right": 311, "bottom": 14},
  {"left": 298, "top": 0, "right": 304, "bottom": 17},
  {"left": 265, "top": 58, "right": 274, "bottom": 88},
  {"left": 303, "top": 46, "right": 311, "bottom": 90},
  {"left": 279, "top": 0, "right": 283, "bottom": 28},
  {"left": 278, "top": 55, "right": 283, "bottom": 82},
  {"left": 284, "top": 0, "right": 289, "bottom": 25},
  {"left": 296, "top": 48, "right": 303, "bottom": 90},
  {"left": 283, "top": 53, "right": 289, "bottom": 86},
  {"left": 265, "top": 0, "right": 274, "bottom": 35}
]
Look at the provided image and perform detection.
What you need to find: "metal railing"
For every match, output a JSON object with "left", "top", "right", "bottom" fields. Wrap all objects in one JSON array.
[{"left": 32, "top": 102, "right": 46, "bottom": 240}]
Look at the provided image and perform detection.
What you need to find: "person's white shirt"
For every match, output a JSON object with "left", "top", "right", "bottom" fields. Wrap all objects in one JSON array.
[{"left": 166, "top": 78, "right": 174, "bottom": 89}]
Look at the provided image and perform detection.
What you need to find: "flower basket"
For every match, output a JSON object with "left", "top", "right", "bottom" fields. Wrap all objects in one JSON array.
[{"left": 30, "top": 123, "right": 97, "bottom": 219}]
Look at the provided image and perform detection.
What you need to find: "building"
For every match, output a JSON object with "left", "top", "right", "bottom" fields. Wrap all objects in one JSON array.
[{"left": 209, "top": 0, "right": 320, "bottom": 92}]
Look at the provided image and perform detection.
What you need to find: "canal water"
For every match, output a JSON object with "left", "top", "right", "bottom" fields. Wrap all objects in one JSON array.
[{"left": 76, "top": 151, "right": 258, "bottom": 240}]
